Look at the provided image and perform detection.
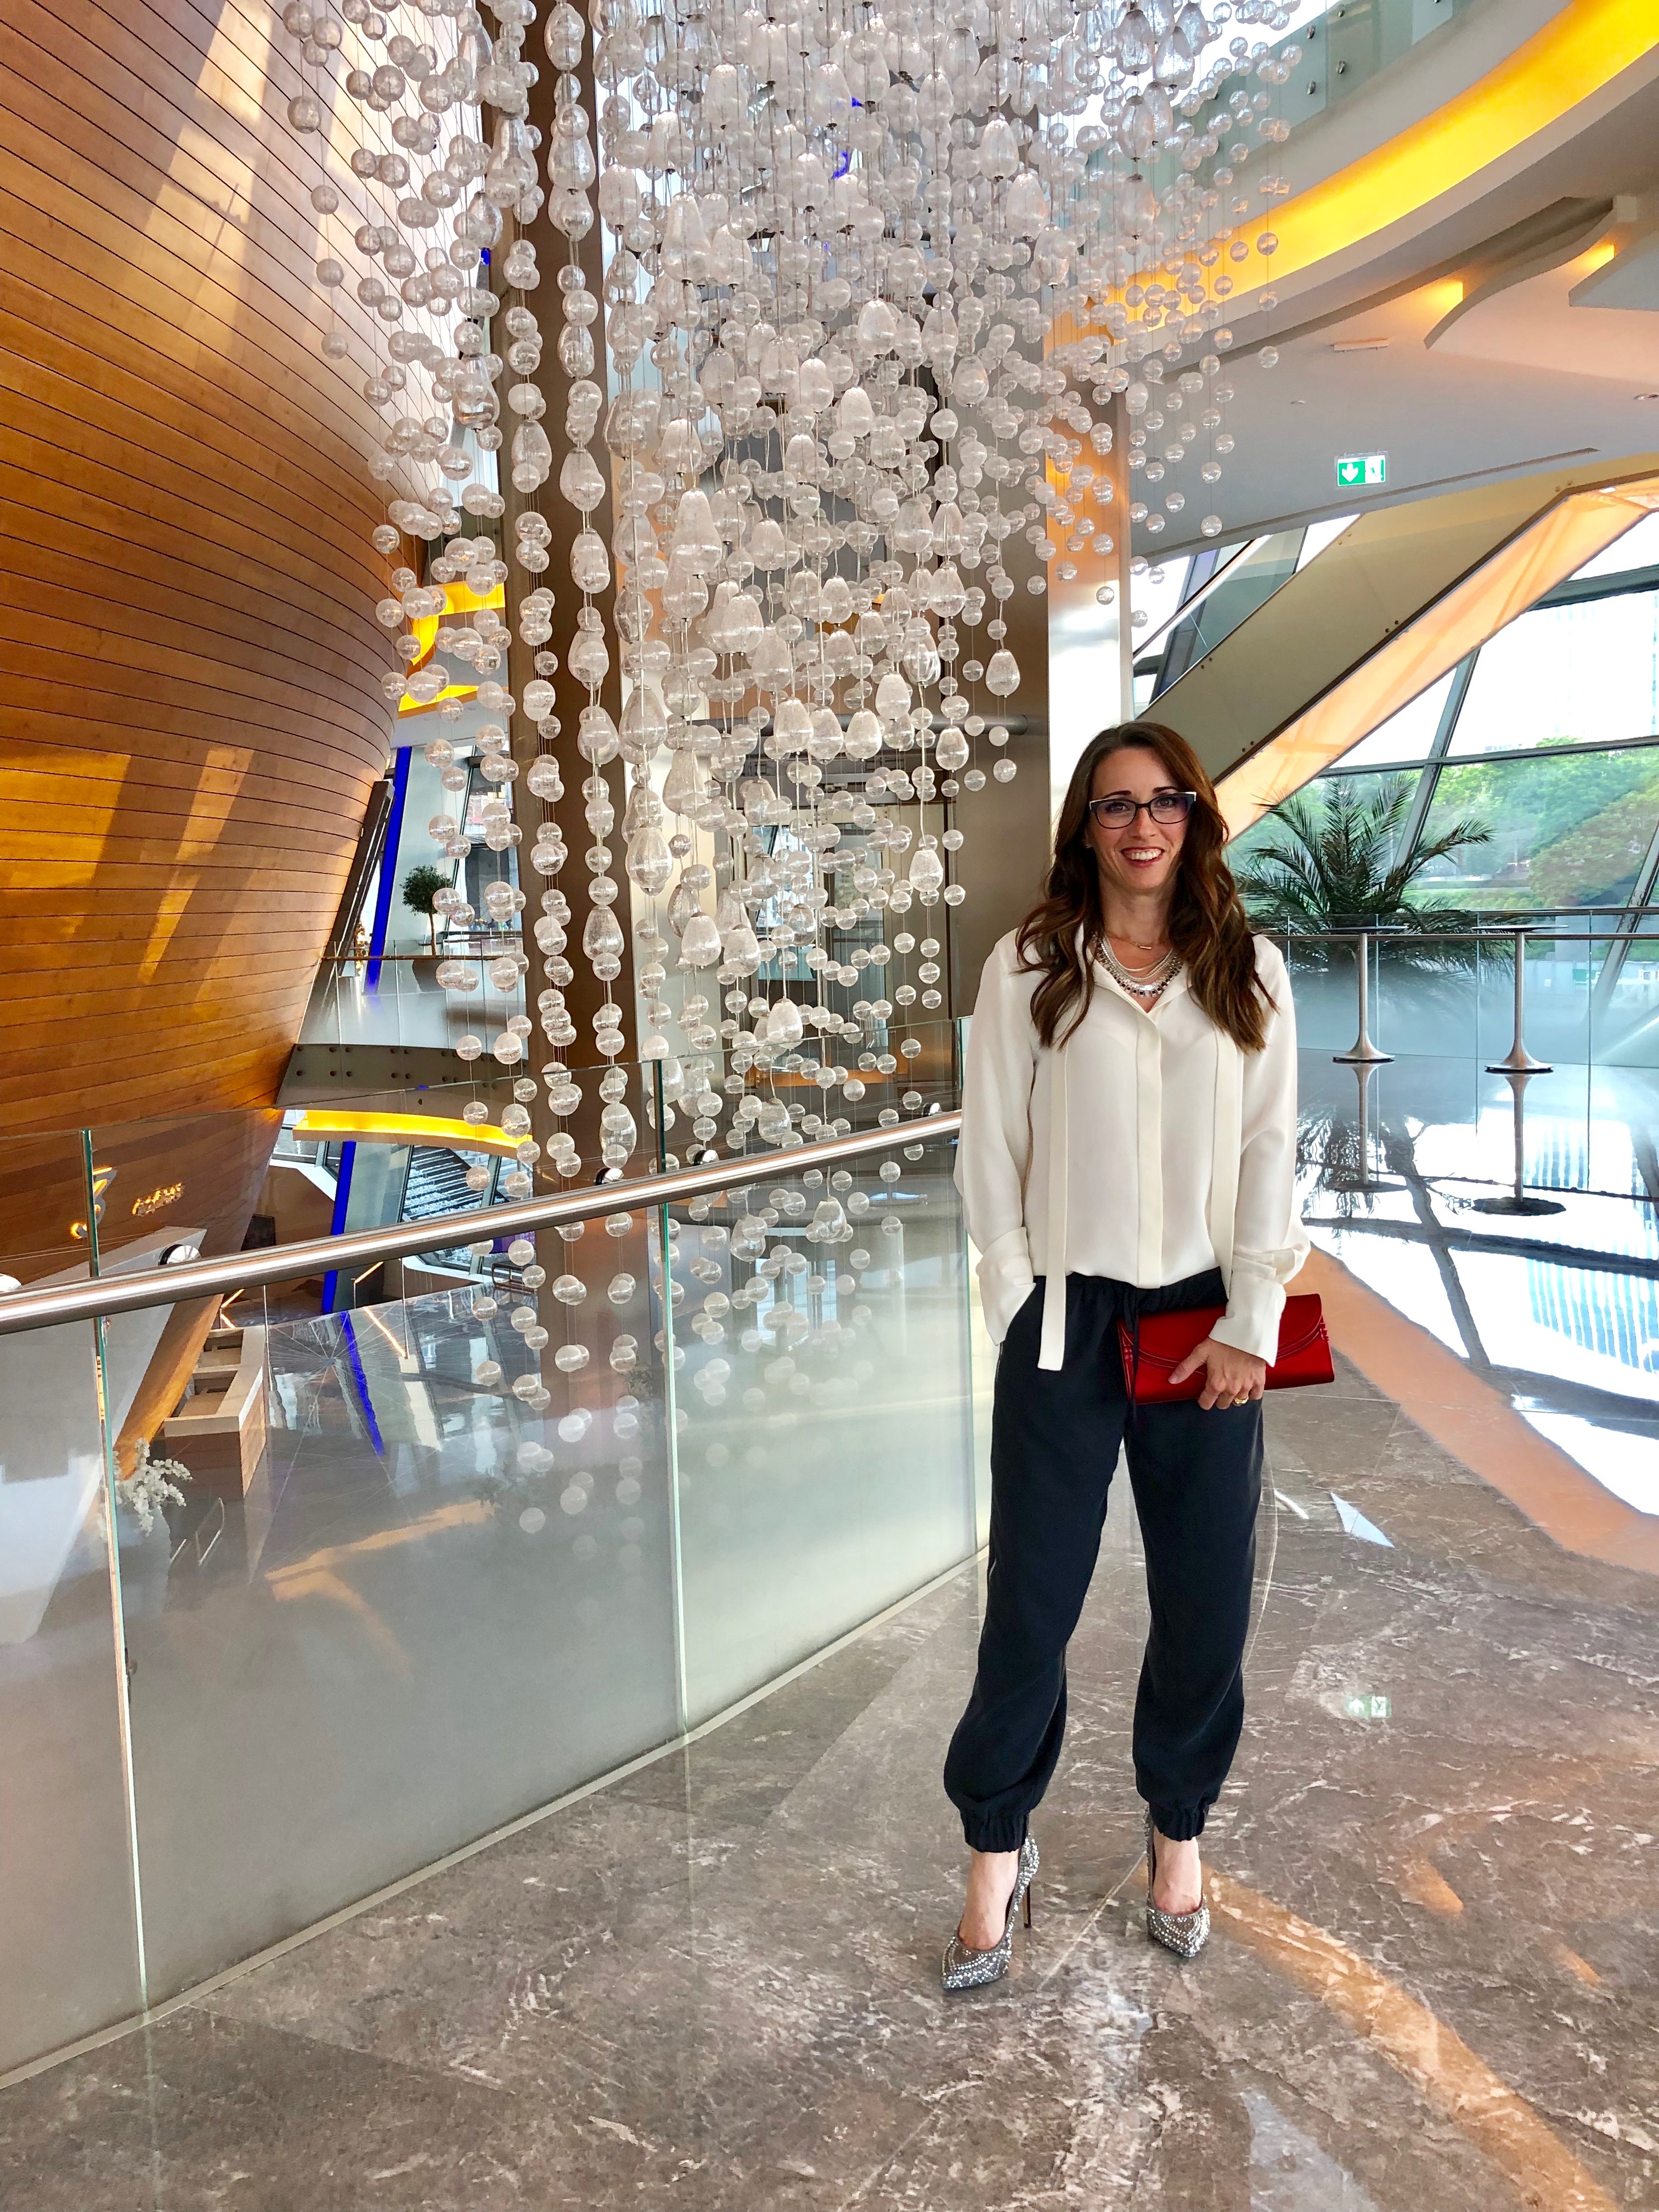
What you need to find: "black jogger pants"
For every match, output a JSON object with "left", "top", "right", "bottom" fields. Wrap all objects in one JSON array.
[{"left": 944, "top": 1270, "right": 1263, "bottom": 1851}]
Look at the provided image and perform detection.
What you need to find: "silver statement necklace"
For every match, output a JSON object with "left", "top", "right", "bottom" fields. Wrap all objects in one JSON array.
[{"left": 1101, "top": 936, "right": 1180, "bottom": 1004}]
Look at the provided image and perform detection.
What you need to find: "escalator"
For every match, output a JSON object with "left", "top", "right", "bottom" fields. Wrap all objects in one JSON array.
[
  {"left": 400, "top": 1147, "right": 496, "bottom": 1270},
  {"left": 1146, "top": 449, "right": 1659, "bottom": 832},
  {"left": 1145, "top": 531, "right": 1312, "bottom": 697}
]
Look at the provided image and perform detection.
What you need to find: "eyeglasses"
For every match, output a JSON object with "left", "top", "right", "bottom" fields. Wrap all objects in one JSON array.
[{"left": 1088, "top": 792, "right": 1198, "bottom": 828}]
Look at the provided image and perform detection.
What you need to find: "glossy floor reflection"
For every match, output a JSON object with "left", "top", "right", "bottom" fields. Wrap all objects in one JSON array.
[
  {"left": 3, "top": 1350, "right": 1655, "bottom": 2210},
  {"left": 1297, "top": 1052, "right": 1659, "bottom": 1516}
]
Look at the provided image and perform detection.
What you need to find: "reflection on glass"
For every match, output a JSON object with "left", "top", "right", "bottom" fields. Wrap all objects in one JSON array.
[
  {"left": 1158, "top": 531, "right": 1304, "bottom": 680},
  {"left": 1416, "top": 747, "right": 1659, "bottom": 910},
  {"left": 1295, "top": 512, "right": 1358, "bottom": 569},
  {"left": 670, "top": 1133, "right": 977, "bottom": 1724},
  {"left": 1132, "top": 552, "right": 1196, "bottom": 644},
  {"left": 1448, "top": 590, "right": 1659, "bottom": 754},
  {"left": 123, "top": 1246, "right": 681, "bottom": 2004},
  {"left": 0, "top": 1127, "right": 146, "bottom": 2069}
]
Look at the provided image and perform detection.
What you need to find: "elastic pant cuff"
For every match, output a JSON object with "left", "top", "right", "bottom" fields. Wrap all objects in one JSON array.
[
  {"left": 961, "top": 1814, "right": 1029, "bottom": 1855},
  {"left": 1147, "top": 1801, "right": 1207, "bottom": 1843}
]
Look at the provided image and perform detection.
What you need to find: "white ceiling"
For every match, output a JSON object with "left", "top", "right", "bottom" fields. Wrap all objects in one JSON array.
[
  {"left": 1432, "top": 238, "right": 1659, "bottom": 389},
  {"left": 1148, "top": 41, "right": 1659, "bottom": 555}
]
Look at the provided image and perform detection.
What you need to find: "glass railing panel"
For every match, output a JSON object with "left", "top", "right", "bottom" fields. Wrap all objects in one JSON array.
[
  {"left": 1271, "top": 932, "right": 1360, "bottom": 1055},
  {"left": 1528, "top": 926, "right": 1598, "bottom": 1070},
  {"left": 1147, "top": 0, "right": 1474, "bottom": 199},
  {"left": 298, "top": 939, "right": 528, "bottom": 1055},
  {"left": 666, "top": 1117, "right": 977, "bottom": 1728},
  {"left": 1363, "top": 928, "right": 1504, "bottom": 1065},
  {"left": 1, "top": 1023, "right": 983, "bottom": 2024},
  {"left": 119, "top": 1210, "right": 678, "bottom": 2004},
  {"left": 1593, "top": 928, "right": 1659, "bottom": 1076},
  {"left": 1263, "top": 920, "right": 1626, "bottom": 1076},
  {"left": 0, "top": 1132, "right": 144, "bottom": 2072}
]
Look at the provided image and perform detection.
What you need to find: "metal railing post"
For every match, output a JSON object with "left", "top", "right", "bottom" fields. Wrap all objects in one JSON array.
[{"left": 653, "top": 1057, "right": 690, "bottom": 1737}]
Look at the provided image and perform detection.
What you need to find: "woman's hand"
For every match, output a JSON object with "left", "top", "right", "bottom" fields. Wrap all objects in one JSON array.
[{"left": 1167, "top": 1336, "right": 1267, "bottom": 1411}]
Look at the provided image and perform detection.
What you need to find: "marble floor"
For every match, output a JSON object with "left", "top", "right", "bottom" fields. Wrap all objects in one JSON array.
[{"left": 2, "top": 1351, "right": 1656, "bottom": 2211}]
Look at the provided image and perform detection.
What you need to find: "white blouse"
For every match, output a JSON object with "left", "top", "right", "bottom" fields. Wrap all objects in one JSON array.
[{"left": 956, "top": 930, "right": 1308, "bottom": 1372}]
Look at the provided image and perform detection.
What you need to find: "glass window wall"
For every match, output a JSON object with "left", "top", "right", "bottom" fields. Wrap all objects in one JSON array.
[
  {"left": 1415, "top": 748, "right": 1659, "bottom": 912},
  {"left": 1447, "top": 591, "right": 1659, "bottom": 756},
  {"left": 1233, "top": 519, "right": 1659, "bottom": 926}
]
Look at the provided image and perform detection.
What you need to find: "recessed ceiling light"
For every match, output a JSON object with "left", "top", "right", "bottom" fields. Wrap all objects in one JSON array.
[{"left": 1332, "top": 337, "right": 1392, "bottom": 353}]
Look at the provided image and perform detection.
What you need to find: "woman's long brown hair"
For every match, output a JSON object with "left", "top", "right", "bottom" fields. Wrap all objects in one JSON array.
[{"left": 1015, "top": 721, "right": 1274, "bottom": 1053}]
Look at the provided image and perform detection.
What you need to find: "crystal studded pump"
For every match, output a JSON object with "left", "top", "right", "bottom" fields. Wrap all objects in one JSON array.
[
  {"left": 941, "top": 1835, "right": 1040, "bottom": 1993},
  {"left": 1144, "top": 1810, "right": 1210, "bottom": 1960}
]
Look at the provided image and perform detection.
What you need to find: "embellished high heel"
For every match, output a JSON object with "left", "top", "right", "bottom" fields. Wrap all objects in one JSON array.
[
  {"left": 1145, "top": 1810, "right": 1210, "bottom": 1960},
  {"left": 941, "top": 1835, "right": 1040, "bottom": 1992}
]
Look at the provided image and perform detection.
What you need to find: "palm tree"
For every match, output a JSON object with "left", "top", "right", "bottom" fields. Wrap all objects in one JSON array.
[{"left": 1232, "top": 775, "right": 1493, "bottom": 963}]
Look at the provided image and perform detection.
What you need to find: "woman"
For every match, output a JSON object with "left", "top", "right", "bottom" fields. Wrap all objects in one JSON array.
[{"left": 941, "top": 721, "right": 1306, "bottom": 1989}]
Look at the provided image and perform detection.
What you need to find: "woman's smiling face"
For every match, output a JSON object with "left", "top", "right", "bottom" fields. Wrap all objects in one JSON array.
[{"left": 1086, "top": 746, "right": 1189, "bottom": 906}]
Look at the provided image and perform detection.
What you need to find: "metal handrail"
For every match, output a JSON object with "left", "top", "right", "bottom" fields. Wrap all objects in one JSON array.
[
  {"left": 0, "top": 1111, "right": 963, "bottom": 1339},
  {"left": 319, "top": 939, "right": 524, "bottom": 963},
  {"left": 1267, "top": 926, "right": 1645, "bottom": 944}
]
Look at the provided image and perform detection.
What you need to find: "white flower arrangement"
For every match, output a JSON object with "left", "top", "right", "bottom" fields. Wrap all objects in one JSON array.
[{"left": 119, "top": 1439, "right": 191, "bottom": 1534}]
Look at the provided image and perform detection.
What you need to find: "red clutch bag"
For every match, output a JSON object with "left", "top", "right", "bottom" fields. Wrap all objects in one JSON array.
[{"left": 1116, "top": 1295, "right": 1334, "bottom": 1403}]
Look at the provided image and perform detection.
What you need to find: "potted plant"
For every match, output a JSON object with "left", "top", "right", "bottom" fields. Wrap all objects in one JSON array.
[{"left": 401, "top": 862, "right": 450, "bottom": 990}]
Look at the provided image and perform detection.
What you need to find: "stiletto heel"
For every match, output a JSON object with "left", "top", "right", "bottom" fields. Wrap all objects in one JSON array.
[
  {"left": 1144, "top": 1809, "right": 1210, "bottom": 1960},
  {"left": 941, "top": 1835, "right": 1039, "bottom": 1991}
]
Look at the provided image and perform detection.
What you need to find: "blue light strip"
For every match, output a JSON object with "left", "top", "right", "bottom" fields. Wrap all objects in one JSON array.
[
  {"left": 364, "top": 743, "right": 412, "bottom": 993},
  {"left": 337, "top": 1311, "right": 386, "bottom": 1457},
  {"left": 320, "top": 1138, "right": 356, "bottom": 1314}
]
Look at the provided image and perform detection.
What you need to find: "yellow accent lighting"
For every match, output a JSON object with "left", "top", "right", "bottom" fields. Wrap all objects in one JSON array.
[
  {"left": 1225, "top": 0, "right": 1656, "bottom": 294},
  {"left": 396, "top": 577, "right": 506, "bottom": 716},
  {"left": 288, "top": 1109, "right": 526, "bottom": 1161}
]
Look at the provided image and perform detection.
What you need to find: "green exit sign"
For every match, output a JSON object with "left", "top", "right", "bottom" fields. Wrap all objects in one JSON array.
[{"left": 1336, "top": 452, "right": 1387, "bottom": 488}]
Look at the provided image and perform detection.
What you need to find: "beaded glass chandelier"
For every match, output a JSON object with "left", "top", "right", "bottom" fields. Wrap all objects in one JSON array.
[{"left": 284, "top": 0, "right": 1294, "bottom": 1152}]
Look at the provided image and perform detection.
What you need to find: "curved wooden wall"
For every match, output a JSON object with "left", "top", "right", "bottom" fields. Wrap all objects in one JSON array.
[{"left": 1, "top": 0, "right": 396, "bottom": 1154}]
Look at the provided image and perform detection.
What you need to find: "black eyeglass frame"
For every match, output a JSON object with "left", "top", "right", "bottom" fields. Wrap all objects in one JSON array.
[{"left": 1087, "top": 792, "right": 1199, "bottom": 827}]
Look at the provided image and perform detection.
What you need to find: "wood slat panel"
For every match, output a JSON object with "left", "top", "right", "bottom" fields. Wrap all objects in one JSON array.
[{"left": 0, "top": 0, "right": 398, "bottom": 1201}]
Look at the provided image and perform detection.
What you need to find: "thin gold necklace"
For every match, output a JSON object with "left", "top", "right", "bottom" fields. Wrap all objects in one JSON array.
[{"left": 1108, "top": 930, "right": 1170, "bottom": 965}]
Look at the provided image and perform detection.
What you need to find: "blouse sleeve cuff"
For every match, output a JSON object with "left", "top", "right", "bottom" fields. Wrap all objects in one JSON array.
[
  {"left": 1210, "top": 1276, "right": 1286, "bottom": 1366},
  {"left": 975, "top": 1227, "right": 1036, "bottom": 1345}
]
